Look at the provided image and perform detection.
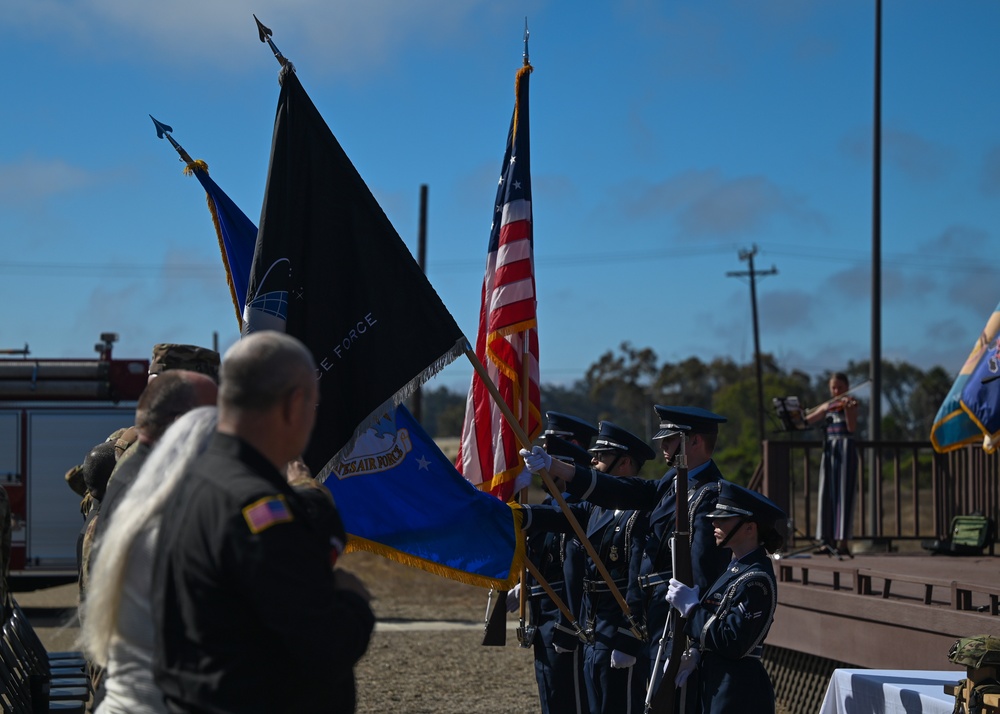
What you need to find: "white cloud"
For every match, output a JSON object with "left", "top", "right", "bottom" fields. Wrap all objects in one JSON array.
[
  {"left": 0, "top": 157, "right": 97, "bottom": 205},
  {"left": 619, "top": 168, "right": 826, "bottom": 239},
  {"left": 841, "top": 124, "right": 954, "bottom": 182},
  {"left": 9, "top": 1, "right": 519, "bottom": 77}
]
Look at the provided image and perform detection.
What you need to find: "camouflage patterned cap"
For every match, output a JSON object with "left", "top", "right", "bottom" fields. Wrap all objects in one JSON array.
[
  {"left": 949, "top": 635, "right": 1000, "bottom": 669},
  {"left": 149, "top": 343, "right": 220, "bottom": 381}
]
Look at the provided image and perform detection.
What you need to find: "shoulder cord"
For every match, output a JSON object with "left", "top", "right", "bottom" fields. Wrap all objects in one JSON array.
[{"left": 700, "top": 570, "right": 777, "bottom": 658}]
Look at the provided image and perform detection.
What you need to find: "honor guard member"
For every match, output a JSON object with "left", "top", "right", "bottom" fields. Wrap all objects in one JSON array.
[
  {"left": 666, "top": 482, "right": 785, "bottom": 714},
  {"left": 520, "top": 422, "right": 654, "bottom": 714},
  {"left": 513, "top": 435, "right": 593, "bottom": 714},
  {"left": 522, "top": 406, "right": 732, "bottom": 668},
  {"left": 544, "top": 411, "right": 599, "bottom": 450},
  {"left": 510, "top": 411, "right": 597, "bottom": 714}
]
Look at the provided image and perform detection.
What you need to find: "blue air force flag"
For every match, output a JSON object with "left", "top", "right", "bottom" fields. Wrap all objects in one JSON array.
[{"left": 324, "top": 405, "right": 523, "bottom": 587}]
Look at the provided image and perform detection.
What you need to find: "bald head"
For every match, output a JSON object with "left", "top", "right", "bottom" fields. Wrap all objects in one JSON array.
[
  {"left": 219, "top": 332, "right": 316, "bottom": 413},
  {"left": 217, "top": 332, "right": 318, "bottom": 469},
  {"left": 135, "top": 370, "right": 219, "bottom": 443}
]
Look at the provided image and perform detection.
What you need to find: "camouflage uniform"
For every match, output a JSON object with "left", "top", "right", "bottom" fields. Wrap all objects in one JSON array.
[
  {"left": 949, "top": 635, "right": 1000, "bottom": 714},
  {"left": 147, "top": 343, "right": 220, "bottom": 381},
  {"left": 65, "top": 343, "right": 220, "bottom": 502},
  {"left": 77, "top": 345, "right": 220, "bottom": 591}
]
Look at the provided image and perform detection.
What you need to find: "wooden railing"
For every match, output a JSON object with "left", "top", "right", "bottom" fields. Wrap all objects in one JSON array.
[{"left": 760, "top": 440, "right": 1000, "bottom": 547}]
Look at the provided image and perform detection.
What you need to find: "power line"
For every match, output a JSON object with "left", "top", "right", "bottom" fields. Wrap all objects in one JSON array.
[{"left": 0, "top": 242, "right": 991, "bottom": 277}]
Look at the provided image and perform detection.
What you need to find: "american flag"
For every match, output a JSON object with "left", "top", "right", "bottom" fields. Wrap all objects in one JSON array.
[{"left": 457, "top": 64, "right": 541, "bottom": 502}]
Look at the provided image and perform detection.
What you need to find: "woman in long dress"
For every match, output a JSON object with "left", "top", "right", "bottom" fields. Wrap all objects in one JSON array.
[{"left": 806, "top": 372, "right": 859, "bottom": 556}]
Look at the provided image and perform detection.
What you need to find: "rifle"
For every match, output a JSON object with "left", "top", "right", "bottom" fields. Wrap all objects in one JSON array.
[{"left": 646, "top": 431, "right": 692, "bottom": 714}]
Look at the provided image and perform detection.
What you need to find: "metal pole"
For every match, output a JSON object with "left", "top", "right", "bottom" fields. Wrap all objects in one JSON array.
[
  {"left": 412, "top": 184, "right": 429, "bottom": 423},
  {"left": 869, "top": 0, "right": 883, "bottom": 538}
]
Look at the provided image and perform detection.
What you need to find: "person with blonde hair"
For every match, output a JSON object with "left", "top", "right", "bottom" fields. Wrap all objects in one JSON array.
[{"left": 80, "top": 406, "right": 219, "bottom": 713}]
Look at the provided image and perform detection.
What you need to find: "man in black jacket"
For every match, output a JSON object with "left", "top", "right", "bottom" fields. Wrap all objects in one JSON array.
[{"left": 152, "top": 332, "right": 374, "bottom": 713}]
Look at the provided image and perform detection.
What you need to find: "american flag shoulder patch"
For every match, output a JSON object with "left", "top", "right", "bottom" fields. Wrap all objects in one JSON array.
[{"left": 242, "top": 495, "right": 294, "bottom": 534}]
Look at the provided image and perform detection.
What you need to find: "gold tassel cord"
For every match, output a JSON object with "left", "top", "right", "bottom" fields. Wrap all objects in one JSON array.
[{"left": 512, "top": 64, "right": 533, "bottom": 142}]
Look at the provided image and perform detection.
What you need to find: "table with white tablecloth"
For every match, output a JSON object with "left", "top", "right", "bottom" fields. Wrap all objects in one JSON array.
[{"left": 819, "top": 669, "right": 964, "bottom": 714}]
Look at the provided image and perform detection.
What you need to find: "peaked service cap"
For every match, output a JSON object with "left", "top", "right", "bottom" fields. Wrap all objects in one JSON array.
[
  {"left": 545, "top": 435, "right": 594, "bottom": 467},
  {"left": 544, "top": 411, "right": 598, "bottom": 448},
  {"left": 652, "top": 405, "right": 727, "bottom": 440},
  {"left": 588, "top": 421, "right": 656, "bottom": 463}
]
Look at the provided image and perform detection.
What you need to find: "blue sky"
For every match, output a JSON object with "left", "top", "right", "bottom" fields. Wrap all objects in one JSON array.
[{"left": 3, "top": 1, "right": 999, "bottom": 394}]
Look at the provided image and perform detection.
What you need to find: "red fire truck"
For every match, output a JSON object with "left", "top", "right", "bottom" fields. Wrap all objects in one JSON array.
[{"left": 0, "top": 333, "right": 147, "bottom": 589}]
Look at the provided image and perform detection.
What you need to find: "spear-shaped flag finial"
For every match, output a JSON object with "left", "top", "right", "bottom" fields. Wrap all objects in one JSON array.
[
  {"left": 254, "top": 14, "right": 291, "bottom": 69},
  {"left": 150, "top": 115, "right": 172, "bottom": 140},
  {"left": 147, "top": 115, "right": 257, "bottom": 329},
  {"left": 523, "top": 18, "right": 530, "bottom": 66},
  {"left": 149, "top": 114, "right": 195, "bottom": 165}
]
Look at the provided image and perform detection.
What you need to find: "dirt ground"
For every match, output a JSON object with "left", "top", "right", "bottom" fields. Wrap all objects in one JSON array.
[
  {"left": 341, "top": 551, "right": 542, "bottom": 713},
  {"left": 19, "top": 551, "right": 542, "bottom": 714},
  {"left": 21, "top": 551, "right": 791, "bottom": 713}
]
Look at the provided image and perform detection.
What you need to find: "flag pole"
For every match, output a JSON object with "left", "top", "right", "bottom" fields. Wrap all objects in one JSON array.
[
  {"left": 149, "top": 116, "right": 243, "bottom": 328},
  {"left": 253, "top": 15, "right": 290, "bottom": 68},
  {"left": 149, "top": 115, "right": 196, "bottom": 166},
  {"left": 517, "top": 15, "right": 532, "bottom": 627},
  {"left": 464, "top": 347, "right": 642, "bottom": 637},
  {"left": 524, "top": 559, "right": 589, "bottom": 643},
  {"left": 517, "top": 336, "right": 530, "bottom": 638}
]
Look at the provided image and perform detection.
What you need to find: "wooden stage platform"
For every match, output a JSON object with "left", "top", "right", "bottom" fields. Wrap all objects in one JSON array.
[{"left": 770, "top": 547, "right": 1000, "bottom": 669}]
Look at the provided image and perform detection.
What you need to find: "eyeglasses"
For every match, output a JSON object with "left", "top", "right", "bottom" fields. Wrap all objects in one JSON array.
[{"left": 592, "top": 450, "right": 624, "bottom": 464}]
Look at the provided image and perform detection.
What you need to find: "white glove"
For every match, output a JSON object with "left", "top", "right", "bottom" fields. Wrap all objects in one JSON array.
[
  {"left": 668, "top": 646, "right": 700, "bottom": 686},
  {"left": 512, "top": 467, "right": 532, "bottom": 493},
  {"left": 666, "top": 578, "right": 700, "bottom": 617},
  {"left": 519, "top": 446, "right": 552, "bottom": 474},
  {"left": 610, "top": 649, "right": 636, "bottom": 669},
  {"left": 505, "top": 583, "right": 521, "bottom": 613},
  {"left": 553, "top": 643, "right": 573, "bottom": 654}
]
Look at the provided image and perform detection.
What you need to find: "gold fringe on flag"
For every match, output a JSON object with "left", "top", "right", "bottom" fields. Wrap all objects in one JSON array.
[
  {"left": 182, "top": 159, "right": 243, "bottom": 329},
  {"left": 342, "top": 503, "right": 525, "bottom": 589}
]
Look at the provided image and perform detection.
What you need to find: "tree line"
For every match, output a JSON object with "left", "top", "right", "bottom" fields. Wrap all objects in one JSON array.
[{"left": 413, "top": 342, "right": 954, "bottom": 485}]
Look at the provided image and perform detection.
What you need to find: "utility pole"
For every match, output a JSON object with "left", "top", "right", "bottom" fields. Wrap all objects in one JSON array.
[{"left": 726, "top": 245, "right": 777, "bottom": 457}]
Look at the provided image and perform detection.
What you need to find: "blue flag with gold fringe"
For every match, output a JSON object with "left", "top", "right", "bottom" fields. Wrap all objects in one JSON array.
[
  {"left": 960, "top": 330, "right": 1000, "bottom": 452},
  {"left": 149, "top": 116, "right": 257, "bottom": 328},
  {"left": 186, "top": 165, "right": 258, "bottom": 322},
  {"left": 930, "top": 300, "right": 1000, "bottom": 452},
  {"left": 324, "top": 404, "right": 522, "bottom": 587}
]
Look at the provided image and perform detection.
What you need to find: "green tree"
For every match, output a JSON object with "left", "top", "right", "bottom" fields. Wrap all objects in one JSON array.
[{"left": 582, "top": 342, "right": 659, "bottom": 439}]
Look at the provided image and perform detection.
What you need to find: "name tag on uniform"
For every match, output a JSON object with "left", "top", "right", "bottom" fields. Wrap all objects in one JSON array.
[{"left": 243, "top": 495, "right": 294, "bottom": 534}]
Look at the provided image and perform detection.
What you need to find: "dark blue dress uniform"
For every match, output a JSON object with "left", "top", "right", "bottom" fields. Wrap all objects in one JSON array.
[
  {"left": 563, "top": 407, "right": 732, "bottom": 662},
  {"left": 526, "top": 435, "right": 593, "bottom": 714},
  {"left": 524, "top": 421, "right": 654, "bottom": 714},
  {"left": 682, "top": 482, "right": 786, "bottom": 714},
  {"left": 524, "top": 500, "right": 648, "bottom": 714}
]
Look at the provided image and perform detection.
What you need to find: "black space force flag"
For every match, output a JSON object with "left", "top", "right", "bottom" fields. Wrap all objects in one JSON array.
[{"left": 244, "top": 68, "right": 465, "bottom": 478}]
